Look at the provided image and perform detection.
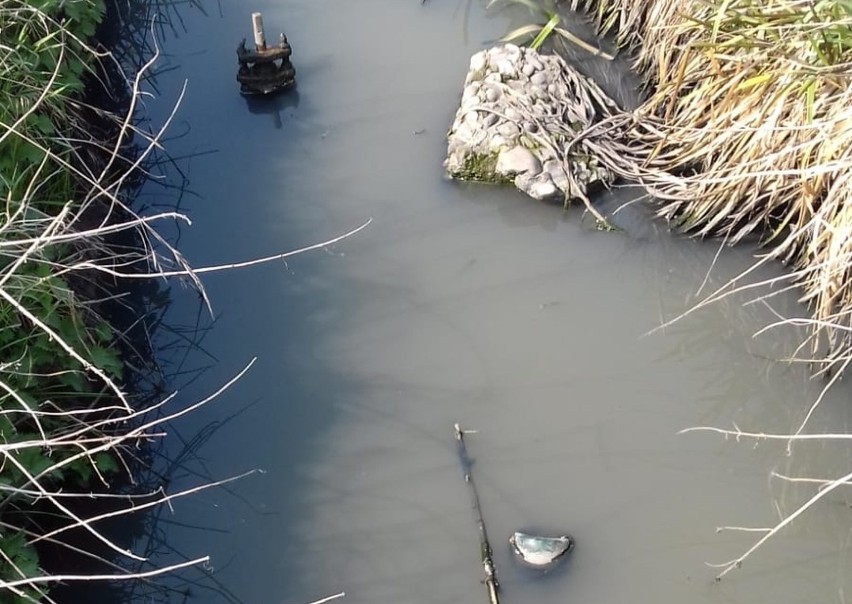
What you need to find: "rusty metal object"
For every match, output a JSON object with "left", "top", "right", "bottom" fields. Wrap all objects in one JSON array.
[{"left": 236, "top": 14, "right": 296, "bottom": 96}]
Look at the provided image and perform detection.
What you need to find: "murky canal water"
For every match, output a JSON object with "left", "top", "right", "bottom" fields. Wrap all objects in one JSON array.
[{"left": 130, "top": 2, "right": 852, "bottom": 604}]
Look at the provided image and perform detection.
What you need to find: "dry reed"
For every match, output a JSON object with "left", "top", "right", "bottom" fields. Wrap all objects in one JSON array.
[
  {"left": 567, "top": 0, "right": 852, "bottom": 376},
  {"left": 555, "top": 0, "right": 852, "bottom": 580}
]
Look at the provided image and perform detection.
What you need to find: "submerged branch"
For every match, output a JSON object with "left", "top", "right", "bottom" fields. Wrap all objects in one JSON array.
[{"left": 453, "top": 423, "right": 500, "bottom": 604}]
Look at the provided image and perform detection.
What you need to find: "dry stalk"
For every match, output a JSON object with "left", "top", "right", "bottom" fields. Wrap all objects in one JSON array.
[
  {"left": 0, "top": 5, "right": 370, "bottom": 600},
  {"left": 572, "top": 0, "right": 852, "bottom": 373},
  {"left": 681, "top": 422, "right": 852, "bottom": 579},
  {"left": 303, "top": 593, "right": 345, "bottom": 604},
  {"left": 552, "top": 0, "right": 852, "bottom": 583}
]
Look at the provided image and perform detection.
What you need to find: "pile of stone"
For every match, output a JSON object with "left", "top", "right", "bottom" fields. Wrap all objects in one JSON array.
[{"left": 445, "top": 44, "right": 620, "bottom": 203}]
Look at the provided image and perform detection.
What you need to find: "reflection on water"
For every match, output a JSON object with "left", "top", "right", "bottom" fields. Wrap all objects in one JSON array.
[
  {"left": 243, "top": 89, "right": 300, "bottom": 129},
  {"left": 137, "top": 2, "right": 852, "bottom": 604}
]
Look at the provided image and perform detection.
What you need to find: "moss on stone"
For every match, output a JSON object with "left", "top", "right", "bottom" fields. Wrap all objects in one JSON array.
[{"left": 451, "top": 151, "right": 513, "bottom": 184}]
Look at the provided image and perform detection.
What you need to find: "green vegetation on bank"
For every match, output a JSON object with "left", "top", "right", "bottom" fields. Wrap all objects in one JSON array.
[
  {"left": 0, "top": 1, "right": 143, "bottom": 601},
  {"left": 490, "top": 0, "right": 613, "bottom": 57},
  {"left": 0, "top": 2, "right": 365, "bottom": 600}
]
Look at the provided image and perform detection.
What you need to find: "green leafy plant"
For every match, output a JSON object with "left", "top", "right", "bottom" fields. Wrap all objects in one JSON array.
[
  {"left": 0, "top": 533, "right": 41, "bottom": 604},
  {"left": 487, "top": 0, "right": 614, "bottom": 57},
  {"left": 0, "top": 1, "right": 365, "bottom": 600}
]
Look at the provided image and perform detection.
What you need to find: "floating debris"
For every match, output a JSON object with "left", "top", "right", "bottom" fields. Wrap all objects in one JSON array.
[
  {"left": 236, "top": 12, "right": 296, "bottom": 96},
  {"left": 454, "top": 424, "right": 501, "bottom": 604},
  {"left": 509, "top": 531, "right": 574, "bottom": 569}
]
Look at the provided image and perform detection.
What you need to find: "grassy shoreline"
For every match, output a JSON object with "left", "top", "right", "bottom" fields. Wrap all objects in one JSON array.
[
  {"left": 569, "top": 0, "right": 852, "bottom": 579},
  {"left": 494, "top": 0, "right": 852, "bottom": 375},
  {"left": 0, "top": 0, "right": 200, "bottom": 600},
  {"left": 495, "top": 0, "right": 852, "bottom": 371},
  {"left": 570, "top": 0, "right": 852, "bottom": 373},
  {"left": 479, "top": 0, "right": 852, "bottom": 580},
  {"left": 0, "top": 3, "right": 369, "bottom": 600}
]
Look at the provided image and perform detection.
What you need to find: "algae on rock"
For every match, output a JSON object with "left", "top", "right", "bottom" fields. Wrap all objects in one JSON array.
[{"left": 444, "top": 44, "right": 619, "bottom": 204}]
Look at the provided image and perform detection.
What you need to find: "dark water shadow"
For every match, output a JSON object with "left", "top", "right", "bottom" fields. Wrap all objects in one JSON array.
[
  {"left": 70, "top": 3, "right": 852, "bottom": 604},
  {"left": 243, "top": 89, "right": 301, "bottom": 130}
]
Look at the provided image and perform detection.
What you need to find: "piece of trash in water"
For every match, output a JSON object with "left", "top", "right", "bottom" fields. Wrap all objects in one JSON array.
[{"left": 509, "top": 531, "right": 574, "bottom": 568}]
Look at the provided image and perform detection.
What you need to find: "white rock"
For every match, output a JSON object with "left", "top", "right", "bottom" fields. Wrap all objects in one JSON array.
[
  {"left": 544, "top": 160, "right": 571, "bottom": 193},
  {"left": 470, "top": 129, "right": 489, "bottom": 147},
  {"left": 516, "top": 171, "right": 559, "bottom": 200},
  {"left": 452, "top": 121, "right": 474, "bottom": 143},
  {"left": 498, "top": 122, "right": 520, "bottom": 139},
  {"left": 521, "top": 120, "right": 539, "bottom": 134},
  {"left": 445, "top": 44, "right": 617, "bottom": 198},
  {"left": 461, "top": 91, "right": 480, "bottom": 111},
  {"left": 489, "top": 134, "right": 507, "bottom": 149},
  {"left": 496, "top": 146, "right": 541, "bottom": 177},
  {"left": 469, "top": 51, "right": 487, "bottom": 73},
  {"left": 503, "top": 44, "right": 521, "bottom": 59},
  {"left": 494, "top": 58, "right": 516, "bottom": 77},
  {"left": 530, "top": 71, "right": 548, "bottom": 86},
  {"left": 528, "top": 85, "right": 544, "bottom": 100},
  {"left": 505, "top": 107, "right": 521, "bottom": 121}
]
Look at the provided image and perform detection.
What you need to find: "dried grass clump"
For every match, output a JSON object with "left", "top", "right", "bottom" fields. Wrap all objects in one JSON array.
[
  {"left": 558, "top": 0, "right": 852, "bottom": 581},
  {"left": 571, "top": 0, "right": 852, "bottom": 374}
]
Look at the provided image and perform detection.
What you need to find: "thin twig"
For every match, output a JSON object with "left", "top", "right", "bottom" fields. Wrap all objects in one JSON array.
[{"left": 454, "top": 423, "right": 500, "bottom": 604}]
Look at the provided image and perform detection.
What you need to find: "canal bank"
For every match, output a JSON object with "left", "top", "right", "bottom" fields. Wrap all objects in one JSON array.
[
  {"left": 0, "top": 0, "right": 240, "bottom": 600},
  {"left": 4, "top": 0, "right": 851, "bottom": 601},
  {"left": 135, "top": 2, "right": 852, "bottom": 604}
]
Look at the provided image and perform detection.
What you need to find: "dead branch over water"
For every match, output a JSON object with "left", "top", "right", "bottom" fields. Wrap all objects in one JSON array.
[
  {"left": 454, "top": 424, "right": 500, "bottom": 604},
  {"left": 567, "top": 0, "right": 852, "bottom": 375},
  {"left": 0, "top": 3, "right": 369, "bottom": 600},
  {"left": 552, "top": 0, "right": 852, "bottom": 580}
]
